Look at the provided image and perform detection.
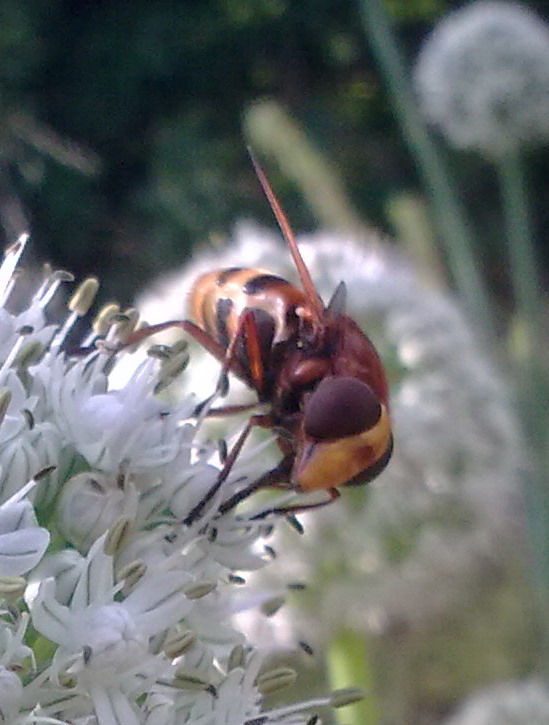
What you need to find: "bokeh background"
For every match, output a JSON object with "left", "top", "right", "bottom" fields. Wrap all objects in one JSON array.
[
  {"left": 0, "top": 0, "right": 546, "bottom": 303},
  {"left": 3, "top": 2, "right": 549, "bottom": 724}
]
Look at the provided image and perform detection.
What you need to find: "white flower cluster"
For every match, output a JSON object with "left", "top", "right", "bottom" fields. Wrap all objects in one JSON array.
[
  {"left": 414, "top": 1, "right": 549, "bottom": 156},
  {"left": 0, "top": 236, "right": 349, "bottom": 725},
  {"left": 442, "top": 678, "right": 549, "bottom": 725}
]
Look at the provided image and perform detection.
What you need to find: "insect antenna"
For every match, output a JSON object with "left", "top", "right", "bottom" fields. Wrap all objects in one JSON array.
[{"left": 248, "top": 149, "right": 324, "bottom": 319}]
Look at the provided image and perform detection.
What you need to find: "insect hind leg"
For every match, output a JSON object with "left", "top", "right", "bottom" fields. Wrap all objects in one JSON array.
[
  {"left": 216, "top": 455, "right": 294, "bottom": 516},
  {"left": 216, "top": 457, "right": 340, "bottom": 520},
  {"left": 249, "top": 488, "right": 340, "bottom": 520}
]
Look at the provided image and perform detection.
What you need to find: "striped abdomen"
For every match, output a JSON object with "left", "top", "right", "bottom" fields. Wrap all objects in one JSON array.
[{"left": 189, "top": 267, "right": 308, "bottom": 352}]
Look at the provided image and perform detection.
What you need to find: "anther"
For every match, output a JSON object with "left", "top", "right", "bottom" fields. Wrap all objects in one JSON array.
[
  {"left": 255, "top": 666, "right": 297, "bottom": 694},
  {"left": 116, "top": 560, "right": 147, "bottom": 589},
  {"left": 330, "top": 687, "right": 367, "bottom": 708},
  {"left": 164, "top": 630, "right": 197, "bottom": 658},
  {"left": 68, "top": 277, "right": 100, "bottom": 316},
  {"left": 0, "top": 389, "right": 12, "bottom": 426},
  {"left": 104, "top": 516, "right": 132, "bottom": 556},
  {"left": 183, "top": 580, "right": 217, "bottom": 600},
  {"left": 260, "top": 596, "right": 285, "bottom": 617},
  {"left": 93, "top": 303, "right": 120, "bottom": 336}
]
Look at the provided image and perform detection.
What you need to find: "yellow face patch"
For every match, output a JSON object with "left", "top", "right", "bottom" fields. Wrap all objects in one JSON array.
[{"left": 293, "top": 405, "right": 392, "bottom": 492}]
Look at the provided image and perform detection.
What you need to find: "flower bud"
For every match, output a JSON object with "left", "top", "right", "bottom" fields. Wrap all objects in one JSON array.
[{"left": 56, "top": 472, "right": 126, "bottom": 553}]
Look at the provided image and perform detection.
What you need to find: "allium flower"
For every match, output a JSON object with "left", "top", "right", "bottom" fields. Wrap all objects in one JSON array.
[
  {"left": 442, "top": 678, "right": 549, "bottom": 725},
  {"left": 414, "top": 1, "right": 549, "bottom": 156},
  {"left": 0, "top": 234, "right": 350, "bottom": 725}
]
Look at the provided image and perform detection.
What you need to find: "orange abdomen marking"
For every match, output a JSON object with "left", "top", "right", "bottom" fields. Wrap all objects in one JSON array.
[{"left": 188, "top": 267, "right": 308, "bottom": 351}]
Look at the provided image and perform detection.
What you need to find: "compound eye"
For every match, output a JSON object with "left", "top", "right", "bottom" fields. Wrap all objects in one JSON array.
[{"left": 303, "top": 376, "right": 382, "bottom": 440}]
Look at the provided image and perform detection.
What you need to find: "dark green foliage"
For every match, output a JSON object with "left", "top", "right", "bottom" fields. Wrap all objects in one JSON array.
[{"left": 0, "top": 0, "right": 547, "bottom": 304}]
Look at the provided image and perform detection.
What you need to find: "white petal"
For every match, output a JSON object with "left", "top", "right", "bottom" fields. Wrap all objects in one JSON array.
[
  {"left": 29, "top": 578, "right": 72, "bottom": 646},
  {"left": 123, "top": 572, "right": 192, "bottom": 637},
  {"left": 71, "top": 535, "right": 115, "bottom": 609},
  {"left": 0, "top": 527, "right": 49, "bottom": 575},
  {"left": 0, "top": 499, "right": 37, "bottom": 533},
  {"left": 91, "top": 685, "right": 141, "bottom": 725}
]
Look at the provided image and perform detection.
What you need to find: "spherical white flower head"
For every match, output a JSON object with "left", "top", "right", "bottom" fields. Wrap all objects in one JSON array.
[
  {"left": 442, "top": 678, "right": 549, "bottom": 725},
  {"left": 0, "top": 234, "right": 358, "bottom": 725},
  {"left": 415, "top": 1, "right": 549, "bottom": 156}
]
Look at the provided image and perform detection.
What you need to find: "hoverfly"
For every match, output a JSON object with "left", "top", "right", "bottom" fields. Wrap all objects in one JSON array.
[{"left": 129, "top": 156, "right": 393, "bottom": 523}]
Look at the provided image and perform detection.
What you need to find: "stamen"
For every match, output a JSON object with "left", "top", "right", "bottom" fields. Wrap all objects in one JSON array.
[
  {"left": 247, "top": 695, "right": 333, "bottom": 723},
  {"left": 154, "top": 348, "right": 190, "bottom": 393},
  {"left": 228, "top": 644, "right": 247, "bottom": 670},
  {"left": 35, "top": 270, "right": 75, "bottom": 309},
  {"left": 173, "top": 669, "right": 215, "bottom": 692},
  {"left": 260, "top": 595, "right": 285, "bottom": 617},
  {"left": 113, "top": 308, "right": 140, "bottom": 345},
  {"left": 0, "top": 233, "right": 28, "bottom": 306},
  {"left": 13, "top": 340, "right": 45, "bottom": 370},
  {"left": 164, "top": 630, "right": 197, "bottom": 658},
  {"left": 255, "top": 666, "right": 297, "bottom": 694},
  {"left": 50, "top": 277, "right": 100, "bottom": 351},
  {"left": 87, "top": 302, "right": 120, "bottom": 345},
  {"left": 68, "top": 277, "right": 99, "bottom": 316},
  {"left": 116, "top": 560, "right": 147, "bottom": 589},
  {"left": 103, "top": 516, "right": 132, "bottom": 556},
  {"left": 330, "top": 687, "right": 367, "bottom": 707},
  {"left": 0, "top": 575, "right": 26, "bottom": 598},
  {"left": 0, "top": 326, "right": 34, "bottom": 381},
  {"left": 183, "top": 580, "right": 217, "bottom": 599},
  {"left": 0, "top": 388, "right": 12, "bottom": 428}
]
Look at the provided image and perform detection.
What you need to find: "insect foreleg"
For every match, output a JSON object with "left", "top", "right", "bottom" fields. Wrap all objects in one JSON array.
[
  {"left": 216, "top": 454, "right": 294, "bottom": 516},
  {"left": 122, "top": 319, "right": 249, "bottom": 381},
  {"left": 183, "top": 413, "right": 271, "bottom": 526}
]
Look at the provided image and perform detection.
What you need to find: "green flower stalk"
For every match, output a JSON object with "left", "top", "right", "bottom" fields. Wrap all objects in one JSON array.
[
  {"left": 414, "top": 0, "right": 549, "bottom": 662},
  {"left": 414, "top": 0, "right": 549, "bottom": 354},
  {"left": 358, "top": 0, "right": 496, "bottom": 339}
]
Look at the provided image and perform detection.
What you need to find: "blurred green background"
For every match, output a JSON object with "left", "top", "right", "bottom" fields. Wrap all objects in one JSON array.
[{"left": 0, "top": 0, "right": 547, "bottom": 304}]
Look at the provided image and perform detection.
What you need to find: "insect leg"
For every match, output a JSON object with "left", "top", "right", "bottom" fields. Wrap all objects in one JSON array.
[
  {"left": 183, "top": 413, "right": 271, "bottom": 526},
  {"left": 122, "top": 319, "right": 249, "bottom": 380},
  {"left": 249, "top": 488, "right": 340, "bottom": 520},
  {"left": 216, "top": 455, "right": 294, "bottom": 516},
  {"left": 204, "top": 403, "right": 259, "bottom": 417},
  {"left": 193, "top": 308, "right": 268, "bottom": 416},
  {"left": 215, "top": 307, "right": 269, "bottom": 395}
]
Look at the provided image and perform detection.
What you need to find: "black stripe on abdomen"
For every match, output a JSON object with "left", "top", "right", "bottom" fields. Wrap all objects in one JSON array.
[
  {"left": 243, "top": 273, "right": 290, "bottom": 295},
  {"left": 216, "top": 267, "right": 245, "bottom": 286}
]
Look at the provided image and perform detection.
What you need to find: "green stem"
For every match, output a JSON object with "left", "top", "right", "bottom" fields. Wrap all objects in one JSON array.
[
  {"left": 327, "top": 628, "right": 379, "bottom": 725},
  {"left": 497, "top": 148, "right": 545, "bottom": 361},
  {"left": 497, "top": 147, "right": 549, "bottom": 666},
  {"left": 358, "top": 0, "right": 496, "bottom": 339}
]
